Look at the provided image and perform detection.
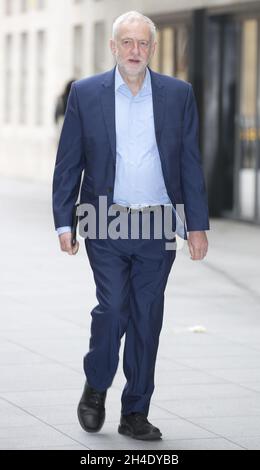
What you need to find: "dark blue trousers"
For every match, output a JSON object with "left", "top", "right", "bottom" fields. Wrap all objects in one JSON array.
[{"left": 83, "top": 210, "right": 176, "bottom": 416}]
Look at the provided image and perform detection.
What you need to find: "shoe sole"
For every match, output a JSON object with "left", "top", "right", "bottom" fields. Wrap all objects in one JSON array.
[
  {"left": 77, "top": 408, "right": 105, "bottom": 433},
  {"left": 118, "top": 424, "right": 162, "bottom": 441}
]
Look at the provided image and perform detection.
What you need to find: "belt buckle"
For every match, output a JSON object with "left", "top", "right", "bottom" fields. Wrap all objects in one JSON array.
[
  {"left": 142, "top": 206, "right": 150, "bottom": 214},
  {"left": 127, "top": 206, "right": 140, "bottom": 214},
  {"left": 127, "top": 205, "right": 151, "bottom": 214},
  {"left": 137, "top": 206, "right": 146, "bottom": 213}
]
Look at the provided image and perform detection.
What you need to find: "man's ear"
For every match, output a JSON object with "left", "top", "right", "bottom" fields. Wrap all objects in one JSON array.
[
  {"left": 151, "top": 41, "right": 157, "bottom": 58},
  {"left": 110, "top": 39, "right": 116, "bottom": 55}
]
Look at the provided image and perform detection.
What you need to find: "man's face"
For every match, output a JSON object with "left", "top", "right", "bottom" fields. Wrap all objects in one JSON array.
[{"left": 110, "top": 21, "right": 156, "bottom": 77}]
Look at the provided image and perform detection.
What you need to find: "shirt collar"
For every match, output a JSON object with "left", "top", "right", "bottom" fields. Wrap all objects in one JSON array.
[{"left": 115, "top": 65, "right": 151, "bottom": 96}]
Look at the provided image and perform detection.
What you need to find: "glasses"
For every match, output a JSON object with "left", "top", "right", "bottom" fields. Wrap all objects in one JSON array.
[{"left": 120, "top": 38, "right": 151, "bottom": 50}]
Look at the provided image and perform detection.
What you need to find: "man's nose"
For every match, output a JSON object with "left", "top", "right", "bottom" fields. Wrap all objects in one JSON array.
[{"left": 131, "top": 41, "right": 140, "bottom": 54}]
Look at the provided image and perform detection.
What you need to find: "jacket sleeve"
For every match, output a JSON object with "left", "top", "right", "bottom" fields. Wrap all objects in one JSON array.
[
  {"left": 180, "top": 84, "right": 210, "bottom": 232},
  {"left": 52, "top": 83, "right": 85, "bottom": 229}
]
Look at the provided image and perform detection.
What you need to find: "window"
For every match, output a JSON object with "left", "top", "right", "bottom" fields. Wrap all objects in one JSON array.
[
  {"left": 35, "top": 31, "right": 46, "bottom": 125},
  {"left": 73, "top": 25, "right": 83, "bottom": 78},
  {"left": 5, "top": 0, "right": 13, "bottom": 15},
  {"left": 20, "top": 0, "right": 27, "bottom": 12},
  {"left": 19, "top": 33, "right": 28, "bottom": 124},
  {"left": 150, "top": 23, "right": 189, "bottom": 81},
  {"left": 238, "top": 18, "right": 258, "bottom": 219},
  {"left": 94, "top": 21, "right": 105, "bottom": 73},
  {"left": 176, "top": 25, "right": 189, "bottom": 81},
  {"left": 161, "top": 27, "right": 174, "bottom": 76},
  {"left": 20, "top": 0, "right": 45, "bottom": 12},
  {"left": 37, "top": 0, "right": 45, "bottom": 9},
  {"left": 4, "top": 34, "right": 13, "bottom": 123}
]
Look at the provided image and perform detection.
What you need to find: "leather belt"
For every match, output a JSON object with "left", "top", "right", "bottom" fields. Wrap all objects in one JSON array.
[{"left": 111, "top": 204, "right": 164, "bottom": 214}]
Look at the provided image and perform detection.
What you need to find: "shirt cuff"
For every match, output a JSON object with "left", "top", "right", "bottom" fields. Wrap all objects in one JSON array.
[{"left": 56, "top": 226, "right": 72, "bottom": 236}]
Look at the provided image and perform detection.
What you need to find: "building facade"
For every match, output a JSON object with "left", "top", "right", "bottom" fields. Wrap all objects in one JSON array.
[{"left": 0, "top": 0, "right": 260, "bottom": 224}]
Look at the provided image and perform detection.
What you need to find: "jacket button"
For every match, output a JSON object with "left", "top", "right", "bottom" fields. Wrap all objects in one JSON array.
[{"left": 107, "top": 187, "right": 113, "bottom": 193}]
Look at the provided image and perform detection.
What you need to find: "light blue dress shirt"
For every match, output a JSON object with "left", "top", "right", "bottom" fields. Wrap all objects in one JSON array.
[
  {"left": 57, "top": 65, "right": 171, "bottom": 236},
  {"left": 113, "top": 65, "right": 171, "bottom": 208}
]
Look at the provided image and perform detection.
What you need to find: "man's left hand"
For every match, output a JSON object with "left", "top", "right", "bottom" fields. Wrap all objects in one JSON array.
[{"left": 187, "top": 231, "right": 208, "bottom": 260}]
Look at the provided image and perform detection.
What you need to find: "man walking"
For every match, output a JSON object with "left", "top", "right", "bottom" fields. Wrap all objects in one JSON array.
[{"left": 52, "top": 11, "right": 209, "bottom": 441}]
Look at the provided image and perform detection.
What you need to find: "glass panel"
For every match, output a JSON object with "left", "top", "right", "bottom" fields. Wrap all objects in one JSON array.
[
  {"left": 21, "top": 0, "right": 27, "bottom": 12},
  {"left": 149, "top": 29, "right": 161, "bottom": 72},
  {"left": 5, "top": 0, "right": 13, "bottom": 15},
  {"left": 19, "top": 32, "right": 28, "bottom": 124},
  {"left": 176, "top": 25, "right": 189, "bottom": 81},
  {"left": 238, "top": 19, "right": 258, "bottom": 219},
  {"left": 94, "top": 22, "right": 105, "bottom": 73},
  {"left": 35, "top": 31, "right": 46, "bottom": 125},
  {"left": 4, "top": 34, "right": 13, "bottom": 123},
  {"left": 151, "top": 23, "right": 189, "bottom": 79},
  {"left": 37, "top": 0, "right": 45, "bottom": 8},
  {"left": 241, "top": 20, "right": 258, "bottom": 119},
  {"left": 73, "top": 25, "right": 83, "bottom": 78},
  {"left": 257, "top": 20, "right": 260, "bottom": 222},
  {"left": 161, "top": 27, "right": 174, "bottom": 76}
]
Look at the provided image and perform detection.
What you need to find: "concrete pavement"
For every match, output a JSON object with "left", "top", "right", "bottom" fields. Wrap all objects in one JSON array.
[{"left": 0, "top": 176, "right": 260, "bottom": 450}]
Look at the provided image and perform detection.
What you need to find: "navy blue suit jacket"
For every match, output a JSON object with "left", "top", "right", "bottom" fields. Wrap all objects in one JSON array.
[{"left": 52, "top": 67, "right": 210, "bottom": 237}]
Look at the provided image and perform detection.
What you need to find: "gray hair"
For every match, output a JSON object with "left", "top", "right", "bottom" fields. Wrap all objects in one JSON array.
[{"left": 112, "top": 11, "right": 156, "bottom": 42}]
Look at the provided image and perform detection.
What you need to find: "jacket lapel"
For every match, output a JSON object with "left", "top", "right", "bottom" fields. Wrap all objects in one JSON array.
[
  {"left": 100, "top": 66, "right": 166, "bottom": 163},
  {"left": 149, "top": 67, "right": 166, "bottom": 148},
  {"left": 100, "top": 67, "right": 117, "bottom": 163}
]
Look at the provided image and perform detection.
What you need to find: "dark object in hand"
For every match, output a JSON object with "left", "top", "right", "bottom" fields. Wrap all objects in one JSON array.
[{"left": 71, "top": 203, "right": 79, "bottom": 247}]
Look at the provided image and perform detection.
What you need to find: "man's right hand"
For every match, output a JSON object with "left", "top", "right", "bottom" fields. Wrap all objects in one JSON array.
[{"left": 58, "top": 232, "right": 79, "bottom": 255}]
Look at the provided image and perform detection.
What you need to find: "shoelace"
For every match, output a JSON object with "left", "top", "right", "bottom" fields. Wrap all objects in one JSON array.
[
  {"left": 88, "top": 388, "right": 106, "bottom": 407},
  {"left": 131, "top": 412, "right": 149, "bottom": 424}
]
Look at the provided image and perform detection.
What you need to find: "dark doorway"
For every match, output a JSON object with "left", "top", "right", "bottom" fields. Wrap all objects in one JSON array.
[{"left": 204, "top": 13, "right": 260, "bottom": 223}]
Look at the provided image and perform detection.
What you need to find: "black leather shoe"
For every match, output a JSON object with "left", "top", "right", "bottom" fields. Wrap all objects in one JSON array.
[
  {"left": 118, "top": 412, "right": 162, "bottom": 440},
  {"left": 77, "top": 381, "right": 107, "bottom": 433}
]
